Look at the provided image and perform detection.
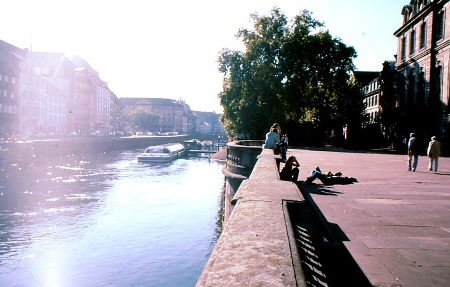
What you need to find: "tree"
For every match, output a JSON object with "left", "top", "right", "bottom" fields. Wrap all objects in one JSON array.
[
  {"left": 129, "top": 108, "right": 160, "bottom": 132},
  {"left": 378, "top": 61, "right": 401, "bottom": 148},
  {"left": 218, "top": 9, "right": 287, "bottom": 138},
  {"left": 218, "top": 8, "right": 362, "bottom": 143}
]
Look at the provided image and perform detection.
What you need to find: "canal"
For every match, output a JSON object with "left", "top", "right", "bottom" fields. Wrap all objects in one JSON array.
[{"left": 0, "top": 150, "right": 225, "bottom": 286}]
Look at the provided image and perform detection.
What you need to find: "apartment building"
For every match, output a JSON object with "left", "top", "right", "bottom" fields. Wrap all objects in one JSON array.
[
  {"left": 0, "top": 39, "right": 121, "bottom": 138},
  {"left": 394, "top": 0, "right": 450, "bottom": 137}
]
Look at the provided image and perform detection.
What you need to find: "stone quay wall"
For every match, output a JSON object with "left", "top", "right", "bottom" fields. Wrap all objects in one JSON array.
[{"left": 197, "top": 147, "right": 306, "bottom": 286}]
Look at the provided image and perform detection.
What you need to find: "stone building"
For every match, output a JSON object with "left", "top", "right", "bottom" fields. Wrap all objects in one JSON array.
[
  {"left": 394, "top": 0, "right": 450, "bottom": 139},
  {"left": 30, "top": 52, "right": 69, "bottom": 136},
  {"left": 119, "top": 97, "right": 195, "bottom": 134},
  {"left": 363, "top": 78, "right": 382, "bottom": 124},
  {"left": 354, "top": 71, "right": 382, "bottom": 124}
]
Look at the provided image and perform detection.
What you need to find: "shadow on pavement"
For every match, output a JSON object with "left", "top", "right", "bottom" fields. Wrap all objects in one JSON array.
[
  {"left": 300, "top": 184, "right": 343, "bottom": 196},
  {"left": 287, "top": 201, "right": 371, "bottom": 286}
]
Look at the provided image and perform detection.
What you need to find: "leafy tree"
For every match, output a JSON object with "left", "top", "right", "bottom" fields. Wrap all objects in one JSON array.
[
  {"left": 218, "top": 8, "right": 362, "bottom": 143},
  {"left": 219, "top": 9, "right": 287, "bottom": 138},
  {"left": 129, "top": 108, "right": 160, "bottom": 132}
]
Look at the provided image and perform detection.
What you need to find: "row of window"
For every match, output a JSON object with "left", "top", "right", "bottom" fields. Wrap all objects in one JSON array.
[
  {"left": 364, "top": 95, "right": 379, "bottom": 108},
  {"left": 1, "top": 89, "right": 15, "bottom": 99},
  {"left": 0, "top": 74, "right": 16, "bottom": 83},
  {"left": 401, "top": 9, "right": 445, "bottom": 61},
  {"left": 362, "top": 80, "right": 379, "bottom": 94},
  {"left": 48, "top": 104, "right": 66, "bottom": 114},
  {"left": 401, "top": 21, "right": 428, "bottom": 60},
  {"left": 48, "top": 115, "right": 66, "bottom": 125},
  {"left": 0, "top": 104, "right": 17, "bottom": 114},
  {"left": 368, "top": 111, "right": 379, "bottom": 123}
]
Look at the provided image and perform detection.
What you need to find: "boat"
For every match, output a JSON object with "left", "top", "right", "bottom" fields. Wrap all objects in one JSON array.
[{"left": 137, "top": 143, "right": 185, "bottom": 163}]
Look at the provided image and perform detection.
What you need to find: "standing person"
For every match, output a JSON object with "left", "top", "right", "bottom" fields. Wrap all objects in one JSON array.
[
  {"left": 280, "top": 156, "right": 300, "bottom": 182},
  {"left": 427, "top": 136, "right": 443, "bottom": 171},
  {"left": 408, "top": 133, "right": 419, "bottom": 171},
  {"left": 283, "top": 134, "right": 289, "bottom": 151}
]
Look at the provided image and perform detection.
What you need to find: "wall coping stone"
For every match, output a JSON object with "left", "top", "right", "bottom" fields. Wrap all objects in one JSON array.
[{"left": 196, "top": 149, "right": 305, "bottom": 286}]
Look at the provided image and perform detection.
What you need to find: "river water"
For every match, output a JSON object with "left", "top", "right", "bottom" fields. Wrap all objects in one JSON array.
[{"left": 0, "top": 150, "right": 225, "bottom": 287}]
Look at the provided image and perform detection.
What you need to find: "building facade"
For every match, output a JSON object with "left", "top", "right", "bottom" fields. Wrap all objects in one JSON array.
[
  {"left": 119, "top": 97, "right": 196, "bottom": 134},
  {"left": 394, "top": 0, "right": 450, "bottom": 139},
  {"left": 353, "top": 71, "right": 382, "bottom": 125},
  {"left": 0, "top": 39, "right": 122, "bottom": 138},
  {"left": 0, "top": 40, "right": 21, "bottom": 137},
  {"left": 363, "top": 78, "right": 382, "bottom": 123}
]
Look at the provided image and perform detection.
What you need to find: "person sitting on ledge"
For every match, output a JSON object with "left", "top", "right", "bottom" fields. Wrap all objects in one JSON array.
[
  {"left": 304, "top": 166, "right": 357, "bottom": 185},
  {"left": 280, "top": 156, "right": 300, "bottom": 182}
]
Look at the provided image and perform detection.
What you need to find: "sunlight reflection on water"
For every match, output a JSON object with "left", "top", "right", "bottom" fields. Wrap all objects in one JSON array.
[{"left": 0, "top": 150, "right": 224, "bottom": 286}]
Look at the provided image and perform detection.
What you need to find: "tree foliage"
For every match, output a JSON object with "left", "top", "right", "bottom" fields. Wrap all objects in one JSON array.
[
  {"left": 378, "top": 61, "right": 401, "bottom": 148},
  {"left": 218, "top": 8, "right": 363, "bottom": 142},
  {"left": 128, "top": 108, "right": 160, "bottom": 132}
]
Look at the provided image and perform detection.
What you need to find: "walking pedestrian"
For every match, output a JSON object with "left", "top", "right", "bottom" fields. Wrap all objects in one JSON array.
[
  {"left": 408, "top": 133, "right": 419, "bottom": 171},
  {"left": 427, "top": 136, "right": 443, "bottom": 171}
]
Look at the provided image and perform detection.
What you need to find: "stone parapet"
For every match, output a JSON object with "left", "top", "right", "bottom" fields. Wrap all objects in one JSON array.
[{"left": 197, "top": 149, "right": 305, "bottom": 286}]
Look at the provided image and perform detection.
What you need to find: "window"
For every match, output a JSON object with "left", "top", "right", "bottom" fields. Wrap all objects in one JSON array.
[
  {"left": 437, "top": 65, "right": 443, "bottom": 102},
  {"left": 420, "top": 22, "right": 427, "bottom": 48},
  {"left": 401, "top": 36, "right": 407, "bottom": 61},
  {"left": 410, "top": 30, "right": 416, "bottom": 55},
  {"left": 437, "top": 10, "right": 445, "bottom": 40}
]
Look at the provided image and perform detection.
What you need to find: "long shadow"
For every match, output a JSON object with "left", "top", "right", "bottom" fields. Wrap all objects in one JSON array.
[
  {"left": 286, "top": 186, "right": 371, "bottom": 286},
  {"left": 433, "top": 171, "right": 450, "bottom": 176},
  {"left": 300, "top": 183, "right": 343, "bottom": 196}
]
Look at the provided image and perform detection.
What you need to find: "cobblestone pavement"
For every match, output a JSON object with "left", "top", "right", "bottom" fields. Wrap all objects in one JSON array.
[{"left": 287, "top": 148, "right": 450, "bottom": 287}]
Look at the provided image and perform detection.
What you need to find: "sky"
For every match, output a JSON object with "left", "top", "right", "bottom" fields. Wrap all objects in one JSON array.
[{"left": 1, "top": 0, "right": 405, "bottom": 113}]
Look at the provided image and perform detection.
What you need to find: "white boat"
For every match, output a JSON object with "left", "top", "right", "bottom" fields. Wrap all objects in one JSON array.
[{"left": 137, "top": 143, "right": 185, "bottom": 163}]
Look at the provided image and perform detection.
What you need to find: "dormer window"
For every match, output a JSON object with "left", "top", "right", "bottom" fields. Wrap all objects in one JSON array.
[{"left": 402, "top": 5, "right": 413, "bottom": 24}]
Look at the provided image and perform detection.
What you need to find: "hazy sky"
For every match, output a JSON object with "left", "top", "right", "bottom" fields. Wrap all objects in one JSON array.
[{"left": 2, "top": 0, "right": 405, "bottom": 112}]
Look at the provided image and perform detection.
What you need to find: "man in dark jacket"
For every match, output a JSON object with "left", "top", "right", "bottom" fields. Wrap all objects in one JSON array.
[{"left": 408, "top": 133, "right": 419, "bottom": 171}]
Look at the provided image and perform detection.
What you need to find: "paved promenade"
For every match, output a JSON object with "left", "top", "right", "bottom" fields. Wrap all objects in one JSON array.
[{"left": 288, "top": 148, "right": 450, "bottom": 287}]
